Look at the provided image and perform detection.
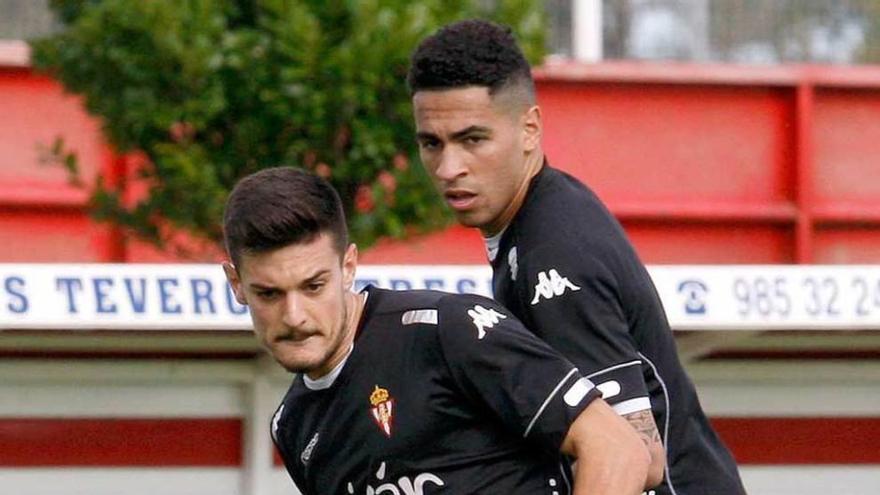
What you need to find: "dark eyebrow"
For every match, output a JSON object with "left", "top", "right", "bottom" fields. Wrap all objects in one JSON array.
[
  {"left": 416, "top": 125, "right": 491, "bottom": 143},
  {"left": 450, "top": 125, "right": 491, "bottom": 140},
  {"left": 416, "top": 131, "right": 438, "bottom": 141},
  {"left": 300, "top": 269, "right": 331, "bottom": 286},
  {"left": 248, "top": 269, "right": 331, "bottom": 291}
]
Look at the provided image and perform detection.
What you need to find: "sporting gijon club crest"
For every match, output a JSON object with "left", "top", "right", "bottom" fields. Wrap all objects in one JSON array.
[{"left": 369, "top": 385, "right": 394, "bottom": 437}]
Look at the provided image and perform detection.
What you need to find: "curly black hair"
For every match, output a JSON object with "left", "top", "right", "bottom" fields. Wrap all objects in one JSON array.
[{"left": 407, "top": 19, "right": 534, "bottom": 98}]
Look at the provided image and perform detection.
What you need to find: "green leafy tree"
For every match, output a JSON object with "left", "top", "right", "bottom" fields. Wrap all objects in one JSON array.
[{"left": 31, "top": 0, "right": 545, "bottom": 257}]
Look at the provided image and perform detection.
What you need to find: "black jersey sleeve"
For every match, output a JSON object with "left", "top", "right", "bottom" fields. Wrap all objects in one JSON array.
[
  {"left": 516, "top": 242, "right": 652, "bottom": 415},
  {"left": 270, "top": 401, "right": 310, "bottom": 494},
  {"left": 436, "top": 294, "right": 601, "bottom": 453}
]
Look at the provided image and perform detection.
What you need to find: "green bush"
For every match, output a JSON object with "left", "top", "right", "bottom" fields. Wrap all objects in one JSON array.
[{"left": 31, "top": 0, "right": 545, "bottom": 256}]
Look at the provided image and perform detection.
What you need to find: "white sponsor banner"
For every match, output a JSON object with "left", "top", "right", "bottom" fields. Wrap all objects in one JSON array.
[
  {"left": 0, "top": 264, "right": 492, "bottom": 331},
  {"left": 0, "top": 264, "right": 250, "bottom": 330},
  {"left": 0, "top": 264, "right": 879, "bottom": 330},
  {"left": 354, "top": 265, "right": 493, "bottom": 296},
  {"left": 651, "top": 265, "right": 880, "bottom": 330}
]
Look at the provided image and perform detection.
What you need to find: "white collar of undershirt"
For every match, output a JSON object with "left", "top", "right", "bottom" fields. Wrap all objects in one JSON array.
[
  {"left": 302, "top": 291, "right": 368, "bottom": 390},
  {"left": 483, "top": 229, "right": 506, "bottom": 262},
  {"left": 303, "top": 343, "right": 352, "bottom": 390}
]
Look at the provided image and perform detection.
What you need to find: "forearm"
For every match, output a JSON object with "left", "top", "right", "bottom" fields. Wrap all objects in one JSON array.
[
  {"left": 622, "top": 408, "right": 666, "bottom": 488},
  {"left": 572, "top": 451, "right": 648, "bottom": 495},
  {"left": 563, "top": 400, "right": 651, "bottom": 495}
]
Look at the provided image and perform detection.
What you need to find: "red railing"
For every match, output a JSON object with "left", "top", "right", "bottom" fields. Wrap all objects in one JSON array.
[{"left": 3, "top": 55, "right": 880, "bottom": 263}]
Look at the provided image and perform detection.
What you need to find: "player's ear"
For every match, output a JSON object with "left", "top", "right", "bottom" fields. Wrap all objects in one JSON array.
[
  {"left": 522, "top": 104, "right": 542, "bottom": 152},
  {"left": 223, "top": 261, "right": 248, "bottom": 305},
  {"left": 342, "top": 243, "right": 358, "bottom": 290}
]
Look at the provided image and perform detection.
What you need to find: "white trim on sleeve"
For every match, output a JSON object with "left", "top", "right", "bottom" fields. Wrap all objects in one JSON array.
[
  {"left": 611, "top": 397, "right": 653, "bottom": 416},
  {"left": 585, "top": 359, "right": 642, "bottom": 379},
  {"left": 523, "top": 368, "right": 579, "bottom": 438}
]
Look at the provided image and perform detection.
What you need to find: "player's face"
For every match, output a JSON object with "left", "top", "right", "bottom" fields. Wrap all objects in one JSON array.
[
  {"left": 224, "top": 234, "right": 358, "bottom": 377},
  {"left": 413, "top": 86, "right": 541, "bottom": 235}
]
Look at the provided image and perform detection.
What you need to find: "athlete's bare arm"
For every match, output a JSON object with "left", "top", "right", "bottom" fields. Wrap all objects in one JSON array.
[
  {"left": 622, "top": 409, "right": 666, "bottom": 487},
  {"left": 560, "top": 398, "right": 652, "bottom": 495}
]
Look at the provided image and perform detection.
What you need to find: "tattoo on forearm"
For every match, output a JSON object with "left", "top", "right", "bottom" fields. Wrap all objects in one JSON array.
[{"left": 624, "top": 409, "right": 662, "bottom": 446}]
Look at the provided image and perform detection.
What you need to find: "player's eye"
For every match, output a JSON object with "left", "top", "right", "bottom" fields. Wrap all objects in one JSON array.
[
  {"left": 418, "top": 138, "right": 441, "bottom": 151},
  {"left": 305, "top": 282, "right": 325, "bottom": 293},
  {"left": 256, "top": 289, "right": 281, "bottom": 301},
  {"left": 461, "top": 134, "right": 488, "bottom": 147}
]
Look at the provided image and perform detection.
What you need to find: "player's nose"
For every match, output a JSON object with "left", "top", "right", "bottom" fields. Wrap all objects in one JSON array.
[
  {"left": 433, "top": 148, "right": 467, "bottom": 182},
  {"left": 282, "top": 292, "right": 309, "bottom": 328}
]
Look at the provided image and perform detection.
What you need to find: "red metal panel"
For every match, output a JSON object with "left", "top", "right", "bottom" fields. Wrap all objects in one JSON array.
[
  {"left": 358, "top": 225, "right": 487, "bottom": 265},
  {"left": 0, "top": 70, "right": 106, "bottom": 187},
  {"left": 1, "top": 415, "right": 874, "bottom": 467},
  {"left": 0, "top": 68, "right": 118, "bottom": 262},
  {"left": 2, "top": 63, "right": 880, "bottom": 264},
  {"left": 0, "top": 418, "right": 242, "bottom": 466},
  {"left": 712, "top": 417, "right": 880, "bottom": 464},
  {"left": 0, "top": 209, "right": 106, "bottom": 262},
  {"left": 624, "top": 222, "right": 795, "bottom": 264},
  {"left": 812, "top": 88, "right": 880, "bottom": 215},
  {"left": 125, "top": 232, "right": 229, "bottom": 263},
  {"left": 794, "top": 84, "right": 815, "bottom": 263},
  {"left": 814, "top": 227, "right": 880, "bottom": 263},
  {"left": 538, "top": 82, "right": 795, "bottom": 209}
]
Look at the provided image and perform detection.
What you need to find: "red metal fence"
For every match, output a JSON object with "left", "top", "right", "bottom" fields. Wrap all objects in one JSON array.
[{"left": 2, "top": 60, "right": 879, "bottom": 263}]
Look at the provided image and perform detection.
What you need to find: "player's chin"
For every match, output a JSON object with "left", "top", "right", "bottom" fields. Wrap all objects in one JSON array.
[
  {"left": 274, "top": 354, "right": 320, "bottom": 374},
  {"left": 270, "top": 343, "right": 323, "bottom": 373},
  {"left": 452, "top": 210, "right": 489, "bottom": 230}
]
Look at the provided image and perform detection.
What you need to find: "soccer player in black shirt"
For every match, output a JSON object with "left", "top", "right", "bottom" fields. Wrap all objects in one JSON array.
[
  {"left": 408, "top": 20, "right": 746, "bottom": 495},
  {"left": 222, "top": 167, "right": 656, "bottom": 494}
]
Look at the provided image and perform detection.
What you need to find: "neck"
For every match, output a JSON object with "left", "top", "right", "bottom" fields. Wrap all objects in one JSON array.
[
  {"left": 304, "top": 290, "right": 366, "bottom": 381},
  {"left": 345, "top": 290, "right": 366, "bottom": 339},
  {"left": 482, "top": 152, "right": 544, "bottom": 236}
]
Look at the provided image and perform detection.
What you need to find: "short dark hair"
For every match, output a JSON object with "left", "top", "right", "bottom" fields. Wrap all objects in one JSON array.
[
  {"left": 407, "top": 19, "right": 534, "bottom": 100},
  {"left": 223, "top": 167, "right": 348, "bottom": 266}
]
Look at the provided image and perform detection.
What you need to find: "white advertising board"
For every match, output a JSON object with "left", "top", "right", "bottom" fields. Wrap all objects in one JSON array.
[
  {"left": 651, "top": 265, "right": 880, "bottom": 330},
  {"left": 0, "top": 264, "right": 878, "bottom": 330}
]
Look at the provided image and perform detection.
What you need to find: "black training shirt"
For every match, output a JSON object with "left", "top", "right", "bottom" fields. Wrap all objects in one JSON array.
[
  {"left": 487, "top": 164, "right": 746, "bottom": 495},
  {"left": 271, "top": 287, "right": 601, "bottom": 495}
]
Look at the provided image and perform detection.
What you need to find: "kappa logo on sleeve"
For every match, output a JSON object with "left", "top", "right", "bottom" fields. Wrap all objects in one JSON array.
[
  {"left": 530, "top": 268, "right": 581, "bottom": 305},
  {"left": 467, "top": 304, "right": 507, "bottom": 339}
]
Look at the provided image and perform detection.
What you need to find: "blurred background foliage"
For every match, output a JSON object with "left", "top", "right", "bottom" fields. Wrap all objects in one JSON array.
[{"left": 29, "top": 0, "right": 546, "bottom": 255}]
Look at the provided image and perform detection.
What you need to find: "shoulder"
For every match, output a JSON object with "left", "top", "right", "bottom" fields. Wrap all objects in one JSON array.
[
  {"left": 367, "top": 286, "right": 446, "bottom": 310},
  {"left": 511, "top": 166, "right": 634, "bottom": 273},
  {"left": 367, "top": 287, "right": 513, "bottom": 326},
  {"left": 363, "top": 287, "right": 448, "bottom": 323},
  {"left": 433, "top": 292, "right": 527, "bottom": 346},
  {"left": 436, "top": 292, "right": 512, "bottom": 324},
  {"left": 517, "top": 166, "right": 621, "bottom": 247}
]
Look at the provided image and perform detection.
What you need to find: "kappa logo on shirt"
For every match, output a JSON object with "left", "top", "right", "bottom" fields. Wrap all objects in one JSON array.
[
  {"left": 530, "top": 268, "right": 581, "bottom": 305},
  {"left": 300, "top": 432, "right": 319, "bottom": 465},
  {"left": 467, "top": 304, "right": 507, "bottom": 339}
]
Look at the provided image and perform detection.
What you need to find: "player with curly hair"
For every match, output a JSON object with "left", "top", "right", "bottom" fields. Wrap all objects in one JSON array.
[{"left": 408, "top": 19, "right": 746, "bottom": 495}]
